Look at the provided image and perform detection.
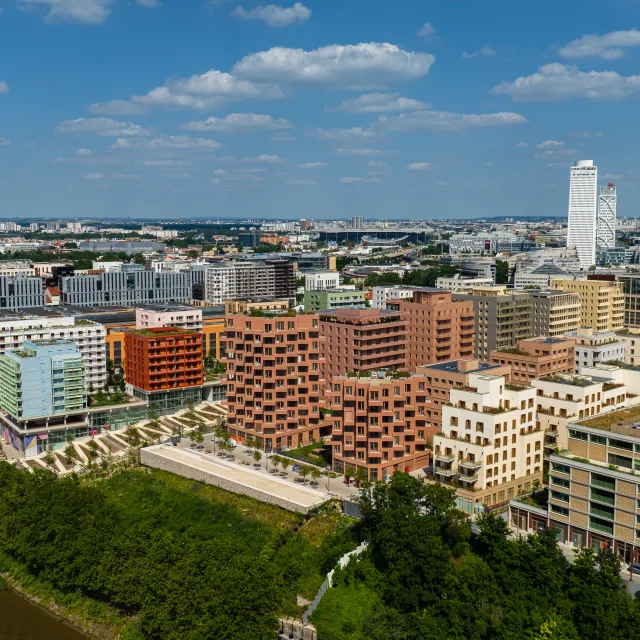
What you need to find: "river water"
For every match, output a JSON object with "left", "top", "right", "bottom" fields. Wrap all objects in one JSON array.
[{"left": 0, "top": 591, "right": 86, "bottom": 640}]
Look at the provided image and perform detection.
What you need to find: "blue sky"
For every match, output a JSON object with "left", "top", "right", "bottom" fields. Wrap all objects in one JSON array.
[{"left": 1, "top": 0, "right": 640, "bottom": 220}]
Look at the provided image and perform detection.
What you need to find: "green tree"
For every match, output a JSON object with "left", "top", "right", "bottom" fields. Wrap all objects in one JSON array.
[
  {"left": 253, "top": 450, "right": 262, "bottom": 467},
  {"left": 495, "top": 259, "right": 509, "bottom": 284}
]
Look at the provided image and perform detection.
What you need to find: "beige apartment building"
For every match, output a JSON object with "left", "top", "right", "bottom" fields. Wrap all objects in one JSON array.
[
  {"left": 224, "top": 298, "right": 290, "bottom": 315},
  {"left": 453, "top": 286, "right": 533, "bottom": 361},
  {"left": 509, "top": 405, "right": 640, "bottom": 560},
  {"left": 529, "top": 290, "right": 581, "bottom": 337},
  {"left": 433, "top": 373, "right": 544, "bottom": 515},
  {"left": 223, "top": 313, "right": 328, "bottom": 451},
  {"left": 551, "top": 278, "right": 624, "bottom": 332},
  {"left": 326, "top": 372, "right": 431, "bottom": 482},
  {"left": 388, "top": 288, "right": 474, "bottom": 370},
  {"left": 616, "top": 328, "right": 640, "bottom": 367},
  {"left": 489, "top": 336, "right": 576, "bottom": 385},
  {"left": 414, "top": 359, "right": 511, "bottom": 440},
  {"left": 319, "top": 307, "right": 407, "bottom": 381}
]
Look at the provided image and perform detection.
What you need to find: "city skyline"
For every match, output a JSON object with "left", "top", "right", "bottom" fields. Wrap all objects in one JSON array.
[{"left": 1, "top": 1, "right": 639, "bottom": 219}]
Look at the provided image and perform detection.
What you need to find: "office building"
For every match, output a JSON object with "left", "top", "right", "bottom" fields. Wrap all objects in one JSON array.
[
  {"left": 453, "top": 286, "right": 532, "bottom": 361},
  {"left": 319, "top": 308, "right": 407, "bottom": 381},
  {"left": 60, "top": 269, "right": 203, "bottom": 307},
  {"left": 414, "top": 358, "right": 511, "bottom": 439},
  {"left": 567, "top": 327, "right": 627, "bottom": 373},
  {"left": 326, "top": 372, "right": 431, "bottom": 482},
  {"left": 125, "top": 327, "right": 204, "bottom": 415},
  {"left": 551, "top": 278, "right": 625, "bottom": 332},
  {"left": 371, "top": 285, "right": 417, "bottom": 309},
  {"left": 529, "top": 290, "right": 581, "bottom": 337},
  {"left": 0, "top": 340, "right": 87, "bottom": 457},
  {"left": 224, "top": 313, "right": 327, "bottom": 451},
  {"left": 351, "top": 216, "right": 365, "bottom": 229},
  {"left": 513, "top": 264, "right": 571, "bottom": 290},
  {"left": 597, "top": 183, "right": 617, "bottom": 249},
  {"left": 303, "top": 288, "right": 366, "bottom": 312},
  {"left": 567, "top": 160, "right": 598, "bottom": 268},
  {"left": 304, "top": 271, "right": 340, "bottom": 291},
  {"left": 509, "top": 401, "right": 640, "bottom": 559},
  {"left": 238, "top": 231, "right": 261, "bottom": 248},
  {"left": 0, "top": 276, "right": 45, "bottom": 310},
  {"left": 433, "top": 372, "right": 544, "bottom": 514},
  {"left": 435, "top": 275, "right": 494, "bottom": 292},
  {"left": 615, "top": 274, "right": 640, "bottom": 328},
  {"left": 0, "top": 315, "right": 106, "bottom": 391},
  {"left": 490, "top": 337, "right": 576, "bottom": 385}
]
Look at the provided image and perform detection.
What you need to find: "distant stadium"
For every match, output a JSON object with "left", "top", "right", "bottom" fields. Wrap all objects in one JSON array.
[{"left": 361, "top": 235, "right": 408, "bottom": 247}]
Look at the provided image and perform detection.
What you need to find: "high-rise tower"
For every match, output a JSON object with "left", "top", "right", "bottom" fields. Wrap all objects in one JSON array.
[
  {"left": 597, "top": 183, "right": 617, "bottom": 249},
  {"left": 567, "top": 160, "right": 598, "bottom": 268}
]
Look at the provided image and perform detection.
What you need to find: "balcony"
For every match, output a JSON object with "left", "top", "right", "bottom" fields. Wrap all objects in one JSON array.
[
  {"left": 459, "top": 459, "right": 481, "bottom": 472},
  {"left": 435, "top": 452, "right": 454, "bottom": 463}
]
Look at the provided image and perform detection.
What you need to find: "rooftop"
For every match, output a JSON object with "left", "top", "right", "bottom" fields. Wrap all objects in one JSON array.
[
  {"left": 538, "top": 374, "right": 597, "bottom": 387},
  {"left": 423, "top": 360, "right": 500, "bottom": 374},
  {"left": 576, "top": 404, "right": 640, "bottom": 431}
]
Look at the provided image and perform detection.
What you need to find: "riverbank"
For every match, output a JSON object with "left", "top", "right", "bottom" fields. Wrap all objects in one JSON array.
[{"left": 0, "top": 552, "right": 139, "bottom": 640}]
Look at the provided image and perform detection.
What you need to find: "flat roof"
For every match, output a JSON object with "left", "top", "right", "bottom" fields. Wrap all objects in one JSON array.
[{"left": 425, "top": 360, "right": 500, "bottom": 373}]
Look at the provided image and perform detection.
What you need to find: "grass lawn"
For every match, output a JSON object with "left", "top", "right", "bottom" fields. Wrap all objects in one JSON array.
[{"left": 310, "top": 582, "right": 382, "bottom": 640}]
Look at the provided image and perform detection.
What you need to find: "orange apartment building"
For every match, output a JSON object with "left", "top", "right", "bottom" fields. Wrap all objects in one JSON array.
[
  {"left": 326, "top": 372, "right": 431, "bottom": 482},
  {"left": 124, "top": 327, "right": 204, "bottom": 392},
  {"left": 319, "top": 307, "right": 407, "bottom": 381},
  {"left": 388, "top": 288, "right": 475, "bottom": 370},
  {"left": 414, "top": 358, "right": 512, "bottom": 440},
  {"left": 489, "top": 336, "right": 576, "bottom": 385},
  {"left": 224, "top": 313, "right": 328, "bottom": 451}
]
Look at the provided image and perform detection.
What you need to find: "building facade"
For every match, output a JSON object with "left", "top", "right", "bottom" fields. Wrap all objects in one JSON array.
[
  {"left": 597, "top": 183, "right": 617, "bottom": 249},
  {"left": 434, "top": 373, "right": 544, "bottom": 514},
  {"left": 435, "top": 275, "right": 494, "bottom": 292},
  {"left": 616, "top": 274, "right": 640, "bottom": 328},
  {"left": 224, "top": 313, "right": 327, "bottom": 451},
  {"left": 319, "top": 308, "right": 407, "bottom": 381},
  {"left": 326, "top": 373, "right": 431, "bottom": 482},
  {"left": 567, "top": 327, "right": 627, "bottom": 373},
  {"left": 0, "top": 276, "right": 45, "bottom": 310},
  {"left": 303, "top": 288, "right": 366, "bottom": 312},
  {"left": 136, "top": 307, "right": 203, "bottom": 331},
  {"left": 567, "top": 160, "right": 598, "bottom": 268},
  {"left": 371, "top": 285, "right": 416, "bottom": 309},
  {"left": 304, "top": 271, "right": 340, "bottom": 291},
  {"left": 529, "top": 290, "right": 581, "bottom": 337}
]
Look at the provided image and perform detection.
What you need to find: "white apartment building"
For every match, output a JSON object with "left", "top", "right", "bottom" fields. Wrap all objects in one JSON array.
[
  {"left": 0, "top": 316, "right": 106, "bottom": 391},
  {"left": 566, "top": 327, "right": 627, "bottom": 373},
  {"left": 0, "top": 261, "right": 36, "bottom": 277},
  {"left": 136, "top": 307, "right": 203, "bottom": 331},
  {"left": 567, "top": 160, "right": 598, "bottom": 268},
  {"left": 204, "top": 262, "right": 275, "bottom": 304},
  {"left": 616, "top": 329, "right": 640, "bottom": 366},
  {"left": 433, "top": 373, "right": 544, "bottom": 513},
  {"left": 371, "top": 285, "right": 416, "bottom": 309},
  {"left": 304, "top": 271, "right": 340, "bottom": 291},
  {"left": 597, "top": 183, "right": 617, "bottom": 249},
  {"left": 436, "top": 275, "right": 493, "bottom": 292}
]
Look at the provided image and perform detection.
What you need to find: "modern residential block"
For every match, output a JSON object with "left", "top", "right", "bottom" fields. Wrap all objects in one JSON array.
[
  {"left": 303, "top": 288, "right": 366, "bottom": 312},
  {"left": 326, "top": 372, "right": 431, "bottom": 482},
  {"left": 529, "top": 290, "right": 581, "bottom": 337},
  {"left": 433, "top": 373, "right": 544, "bottom": 514},
  {"left": 489, "top": 337, "right": 576, "bottom": 385},
  {"left": 136, "top": 307, "right": 203, "bottom": 331},
  {"left": 567, "top": 327, "right": 627, "bottom": 373},
  {"left": 224, "top": 298, "right": 290, "bottom": 315},
  {"left": 224, "top": 313, "right": 328, "bottom": 451},
  {"left": 370, "top": 285, "right": 417, "bottom": 309},
  {"left": 389, "top": 288, "right": 475, "bottom": 369},
  {"left": 319, "top": 307, "right": 407, "bottom": 381},
  {"left": 435, "top": 275, "right": 494, "bottom": 292},
  {"left": 304, "top": 271, "right": 340, "bottom": 291}
]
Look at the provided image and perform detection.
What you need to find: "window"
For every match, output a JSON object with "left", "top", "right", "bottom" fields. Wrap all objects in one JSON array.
[
  {"left": 551, "top": 504, "right": 569, "bottom": 517},
  {"left": 551, "top": 490, "right": 569, "bottom": 503},
  {"left": 609, "top": 438, "right": 633, "bottom": 451},
  {"left": 590, "top": 434, "right": 606, "bottom": 445},
  {"left": 568, "top": 429, "right": 588, "bottom": 441},
  {"left": 551, "top": 462, "right": 570, "bottom": 474},
  {"left": 551, "top": 475, "right": 570, "bottom": 489}
]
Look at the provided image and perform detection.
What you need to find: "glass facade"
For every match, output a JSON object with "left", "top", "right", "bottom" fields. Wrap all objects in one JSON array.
[
  {"left": 131, "top": 386, "right": 203, "bottom": 416},
  {"left": 90, "top": 403, "right": 148, "bottom": 431},
  {"left": 619, "top": 276, "right": 640, "bottom": 328}
]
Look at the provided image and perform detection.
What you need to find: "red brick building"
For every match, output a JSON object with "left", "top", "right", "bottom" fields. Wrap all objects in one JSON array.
[
  {"left": 326, "top": 373, "right": 431, "bottom": 482},
  {"left": 319, "top": 307, "right": 407, "bottom": 381},
  {"left": 124, "top": 327, "right": 203, "bottom": 392},
  {"left": 388, "top": 288, "right": 475, "bottom": 370},
  {"left": 224, "top": 313, "right": 328, "bottom": 451}
]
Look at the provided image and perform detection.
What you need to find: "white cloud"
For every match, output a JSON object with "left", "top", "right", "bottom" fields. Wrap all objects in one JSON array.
[
  {"left": 333, "top": 148, "right": 387, "bottom": 157},
  {"left": 242, "top": 154, "right": 284, "bottom": 164},
  {"left": 376, "top": 109, "right": 527, "bottom": 132},
  {"left": 110, "top": 135, "right": 221, "bottom": 149},
  {"left": 84, "top": 173, "right": 106, "bottom": 179},
  {"left": 0, "top": 137, "right": 10, "bottom": 146},
  {"left": 568, "top": 131, "right": 603, "bottom": 139},
  {"left": 417, "top": 22, "right": 436, "bottom": 39},
  {"left": 329, "top": 92, "right": 429, "bottom": 113},
  {"left": 406, "top": 162, "right": 434, "bottom": 171},
  {"left": 139, "top": 159, "right": 189, "bottom": 167},
  {"left": 307, "top": 127, "right": 375, "bottom": 141},
  {"left": 182, "top": 113, "right": 292, "bottom": 134},
  {"left": 340, "top": 176, "right": 381, "bottom": 184},
  {"left": 76, "top": 148, "right": 92, "bottom": 155},
  {"left": 233, "top": 42, "right": 435, "bottom": 90},
  {"left": 87, "top": 100, "right": 149, "bottom": 115},
  {"left": 233, "top": 2, "right": 311, "bottom": 27},
  {"left": 131, "top": 70, "right": 283, "bottom": 111},
  {"left": 286, "top": 179, "right": 315, "bottom": 185},
  {"left": 55, "top": 117, "right": 150, "bottom": 137},
  {"left": 136, "top": 0, "right": 160, "bottom": 6},
  {"left": 560, "top": 29, "right": 640, "bottom": 60},
  {"left": 537, "top": 140, "right": 565, "bottom": 149},
  {"left": 0, "top": 81, "right": 8, "bottom": 94},
  {"left": 18, "top": 0, "right": 113, "bottom": 24},
  {"left": 462, "top": 47, "right": 496, "bottom": 59},
  {"left": 491, "top": 63, "right": 640, "bottom": 102},
  {"left": 535, "top": 147, "right": 579, "bottom": 158},
  {"left": 300, "top": 162, "right": 327, "bottom": 168},
  {"left": 516, "top": 142, "right": 528, "bottom": 148}
]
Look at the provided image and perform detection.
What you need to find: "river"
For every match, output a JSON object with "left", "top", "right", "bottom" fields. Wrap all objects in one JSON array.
[{"left": 0, "top": 591, "right": 86, "bottom": 640}]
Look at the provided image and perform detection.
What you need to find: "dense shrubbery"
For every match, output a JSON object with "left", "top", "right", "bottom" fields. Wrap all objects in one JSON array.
[{"left": 313, "top": 473, "right": 640, "bottom": 640}]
